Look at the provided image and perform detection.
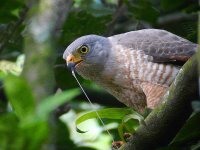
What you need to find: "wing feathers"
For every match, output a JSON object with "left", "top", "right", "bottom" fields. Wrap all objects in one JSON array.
[{"left": 110, "top": 29, "right": 197, "bottom": 63}]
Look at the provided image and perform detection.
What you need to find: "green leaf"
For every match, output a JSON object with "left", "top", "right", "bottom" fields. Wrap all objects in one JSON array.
[
  {"left": 123, "top": 119, "right": 137, "bottom": 133},
  {"left": 75, "top": 108, "right": 132, "bottom": 133},
  {"left": 0, "top": 71, "right": 7, "bottom": 79},
  {"left": 0, "top": 60, "right": 22, "bottom": 76},
  {"left": 0, "top": 113, "right": 24, "bottom": 150},
  {"left": 123, "top": 113, "right": 144, "bottom": 123},
  {"left": 118, "top": 123, "right": 125, "bottom": 141},
  {"left": 37, "top": 89, "right": 80, "bottom": 120},
  {"left": 0, "top": 0, "right": 25, "bottom": 23},
  {"left": 120, "top": 112, "right": 144, "bottom": 135},
  {"left": 0, "top": 113, "right": 18, "bottom": 132},
  {"left": 20, "top": 121, "right": 49, "bottom": 150},
  {"left": 4, "top": 75, "right": 35, "bottom": 121}
]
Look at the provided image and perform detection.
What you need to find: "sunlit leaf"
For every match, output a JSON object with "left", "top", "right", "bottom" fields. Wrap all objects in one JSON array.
[
  {"left": 123, "top": 113, "right": 144, "bottom": 123},
  {"left": 4, "top": 75, "right": 35, "bottom": 121},
  {"left": 75, "top": 108, "right": 132, "bottom": 133},
  {"left": 0, "top": 60, "right": 22, "bottom": 76},
  {"left": 76, "top": 126, "right": 87, "bottom": 133}
]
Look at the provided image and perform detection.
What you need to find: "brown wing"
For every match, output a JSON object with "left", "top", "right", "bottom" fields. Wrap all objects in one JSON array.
[
  {"left": 110, "top": 29, "right": 198, "bottom": 64},
  {"left": 110, "top": 29, "right": 197, "bottom": 109}
]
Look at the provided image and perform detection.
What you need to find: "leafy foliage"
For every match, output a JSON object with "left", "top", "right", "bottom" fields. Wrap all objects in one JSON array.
[
  {"left": 0, "top": 73, "right": 81, "bottom": 150},
  {"left": 0, "top": 0, "right": 25, "bottom": 23},
  {"left": 127, "top": 0, "right": 160, "bottom": 23},
  {"left": 4, "top": 75, "right": 35, "bottom": 121}
]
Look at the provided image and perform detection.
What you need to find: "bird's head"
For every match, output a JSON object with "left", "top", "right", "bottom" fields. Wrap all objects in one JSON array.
[{"left": 63, "top": 35, "right": 112, "bottom": 79}]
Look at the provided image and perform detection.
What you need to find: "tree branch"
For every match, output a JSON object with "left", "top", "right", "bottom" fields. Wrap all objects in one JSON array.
[
  {"left": 22, "top": 1, "right": 72, "bottom": 150},
  {"left": 105, "top": 0, "right": 127, "bottom": 36},
  {"left": 122, "top": 54, "right": 199, "bottom": 150},
  {"left": 157, "top": 12, "right": 197, "bottom": 26}
]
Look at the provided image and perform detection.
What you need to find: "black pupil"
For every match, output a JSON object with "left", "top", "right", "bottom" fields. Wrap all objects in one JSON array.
[{"left": 81, "top": 47, "right": 87, "bottom": 52}]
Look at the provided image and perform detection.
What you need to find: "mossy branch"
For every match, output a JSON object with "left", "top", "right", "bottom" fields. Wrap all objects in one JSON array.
[
  {"left": 22, "top": 1, "right": 72, "bottom": 149},
  {"left": 122, "top": 54, "right": 199, "bottom": 150}
]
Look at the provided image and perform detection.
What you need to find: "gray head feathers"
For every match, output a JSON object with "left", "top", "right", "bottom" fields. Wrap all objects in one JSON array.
[{"left": 63, "top": 35, "right": 110, "bottom": 60}]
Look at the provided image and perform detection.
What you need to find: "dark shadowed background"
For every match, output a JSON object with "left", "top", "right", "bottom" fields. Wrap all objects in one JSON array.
[{"left": 0, "top": 0, "right": 199, "bottom": 150}]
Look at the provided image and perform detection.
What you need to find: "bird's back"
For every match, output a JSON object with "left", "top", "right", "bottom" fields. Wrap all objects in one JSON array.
[{"left": 109, "top": 29, "right": 197, "bottom": 62}]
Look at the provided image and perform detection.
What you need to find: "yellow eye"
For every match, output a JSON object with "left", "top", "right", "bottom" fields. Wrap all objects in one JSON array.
[{"left": 79, "top": 45, "right": 89, "bottom": 54}]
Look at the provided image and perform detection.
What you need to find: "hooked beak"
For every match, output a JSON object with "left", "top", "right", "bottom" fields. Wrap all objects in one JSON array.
[{"left": 66, "top": 54, "right": 83, "bottom": 70}]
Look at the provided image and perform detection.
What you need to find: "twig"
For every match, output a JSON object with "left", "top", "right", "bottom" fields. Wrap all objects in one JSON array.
[{"left": 105, "top": 0, "right": 127, "bottom": 36}]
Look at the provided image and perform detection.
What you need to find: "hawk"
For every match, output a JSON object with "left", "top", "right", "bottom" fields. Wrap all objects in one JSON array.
[{"left": 63, "top": 29, "right": 197, "bottom": 112}]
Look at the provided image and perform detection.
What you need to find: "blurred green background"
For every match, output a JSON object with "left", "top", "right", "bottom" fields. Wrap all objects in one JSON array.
[{"left": 0, "top": 0, "right": 199, "bottom": 150}]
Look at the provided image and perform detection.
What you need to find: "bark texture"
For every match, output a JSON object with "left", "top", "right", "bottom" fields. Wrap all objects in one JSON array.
[{"left": 23, "top": 0, "right": 72, "bottom": 103}]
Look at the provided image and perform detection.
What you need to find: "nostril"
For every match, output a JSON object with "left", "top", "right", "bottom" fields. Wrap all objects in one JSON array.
[
  {"left": 69, "top": 57, "right": 73, "bottom": 61},
  {"left": 67, "top": 55, "right": 74, "bottom": 62}
]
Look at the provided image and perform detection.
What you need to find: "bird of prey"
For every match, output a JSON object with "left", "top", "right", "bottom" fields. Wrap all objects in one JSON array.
[{"left": 63, "top": 29, "right": 197, "bottom": 112}]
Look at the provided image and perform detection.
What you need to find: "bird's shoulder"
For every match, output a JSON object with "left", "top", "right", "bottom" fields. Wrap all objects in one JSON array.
[{"left": 108, "top": 29, "right": 197, "bottom": 63}]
